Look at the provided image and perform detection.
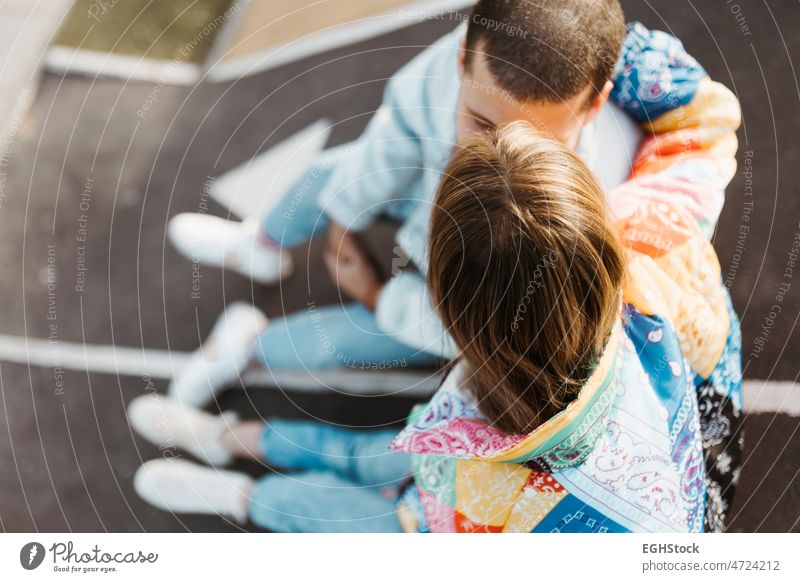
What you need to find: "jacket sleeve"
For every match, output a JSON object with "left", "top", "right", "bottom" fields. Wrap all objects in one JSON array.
[
  {"left": 611, "top": 22, "right": 708, "bottom": 124},
  {"left": 316, "top": 76, "right": 423, "bottom": 230},
  {"left": 315, "top": 26, "right": 461, "bottom": 231},
  {"left": 608, "top": 29, "right": 742, "bottom": 379},
  {"left": 609, "top": 22, "right": 742, "bottom": 235}
]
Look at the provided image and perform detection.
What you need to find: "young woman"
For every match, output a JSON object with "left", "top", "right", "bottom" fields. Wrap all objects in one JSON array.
[
  {"left": 163, "top": 17, "right": 707, "bottom": 404},
  {"left": 129, "top": 90, "right": 741, "bottom": 531}
]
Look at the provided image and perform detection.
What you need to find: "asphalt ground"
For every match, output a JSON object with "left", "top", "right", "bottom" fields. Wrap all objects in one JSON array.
[{"left": 0, "top": 0, "right": 798, "bottom": 532}]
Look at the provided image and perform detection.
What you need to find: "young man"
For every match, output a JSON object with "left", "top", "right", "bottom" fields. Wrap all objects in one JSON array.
[{"left": 167, "top": 0, "right": 703, "bottom": 404}]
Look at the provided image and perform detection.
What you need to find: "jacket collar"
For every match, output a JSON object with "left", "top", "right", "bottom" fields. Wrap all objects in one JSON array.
[{"left": 392, "top": 319, "right": 623, "bottom": 472}]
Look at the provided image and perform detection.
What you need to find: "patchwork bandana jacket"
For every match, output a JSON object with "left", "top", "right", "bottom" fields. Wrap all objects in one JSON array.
[{"left": 391, "top": 23, "right": 743, "bottom": 533}]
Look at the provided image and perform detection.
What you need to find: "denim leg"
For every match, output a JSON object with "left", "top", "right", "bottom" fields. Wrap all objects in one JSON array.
[
  {"left": 249, "top": 420, "right": 409, "bottom": 532},
  {"left": 249, "top": 471, "right": 404, "bottom": 532},
  {"left": 259, "top": 419, "right": 410, "bottom": 488},
  {"left": 253, "top": 302, "right": 441, "bottom": 370},
  {"left": 260, "top": 145, "right": 348, "bottom": 248}
]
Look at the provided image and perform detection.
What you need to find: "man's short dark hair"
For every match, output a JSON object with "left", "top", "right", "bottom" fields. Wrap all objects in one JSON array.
[{"left": 464, "top": 0, "right": 626, "bottom": 104}]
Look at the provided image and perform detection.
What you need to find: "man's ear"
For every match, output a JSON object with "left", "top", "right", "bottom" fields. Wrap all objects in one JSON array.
[
  {"left": 457, "top": 36, "right": 467, "bottom": 79},
  {"left": 584, "top": 80, "right": 613, "bottom": 124}
]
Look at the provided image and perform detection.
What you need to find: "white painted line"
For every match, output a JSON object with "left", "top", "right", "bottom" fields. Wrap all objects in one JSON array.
[
  {"left": 742, "top": 380, "right": 800, "bottom": 416},
  {"left": 206, "top": 0, "right": 474, "bottom": 83},
  {"left": 43, "top": 46, "right": 200, "bottom": 85},
  {"left": 1, "top": 334, "right": 798, "bottom": 412},
  {"left": 0, "top": 334, "right": 438, "bottom": 394},
  {"left": 0, "top": 334, "right": 188, "bottom": 380},
  {"left": 210, "top": 119, "right": 331, "bottom": 219},
  {"left": 243, "top": 368, "right": 440, "bottom": 396}
]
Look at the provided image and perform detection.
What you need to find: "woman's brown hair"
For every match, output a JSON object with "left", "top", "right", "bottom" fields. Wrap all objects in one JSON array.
[{"left": 428, "top": 122, "right": 626, "bottom": 434}]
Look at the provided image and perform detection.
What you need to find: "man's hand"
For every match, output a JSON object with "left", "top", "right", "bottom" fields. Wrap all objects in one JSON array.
[
  {"left": 326, "top": 222, "right": 350, "bottom": 261},
  {"left": 324, "top": 224, "right": 385, "bottom": 311}
]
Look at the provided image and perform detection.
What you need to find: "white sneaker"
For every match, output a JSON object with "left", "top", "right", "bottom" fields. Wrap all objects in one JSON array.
[
  {"left": 168, "top": 213, "right": 293, "bottom": 284},
  {"left": 169, "top": 302, "right": 267, "bottom": 407},
  {"left": 134, "top": 458, "right": 253, "bottom": 523},
  {"left": 127, "top": 394, "right": 238, "bottom": 466}
]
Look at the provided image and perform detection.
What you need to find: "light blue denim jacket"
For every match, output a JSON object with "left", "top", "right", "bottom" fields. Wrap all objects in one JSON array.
[{"left": 315, "top": 27, "right": 463, "bottom": 357}]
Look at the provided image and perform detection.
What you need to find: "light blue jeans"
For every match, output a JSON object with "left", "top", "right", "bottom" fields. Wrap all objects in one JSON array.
[
  {"left": 255, "top": 147, "right": 438, "bottom": 370},
  {"left": 249, "top": 419, "right": 410, "bottom": 532}
]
